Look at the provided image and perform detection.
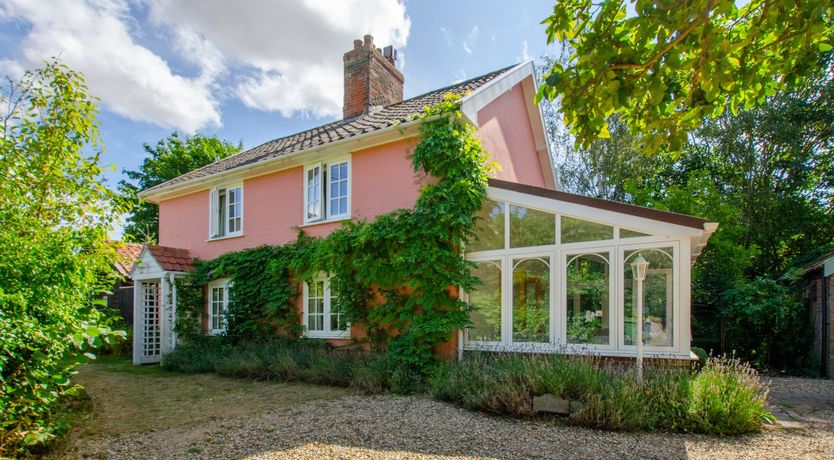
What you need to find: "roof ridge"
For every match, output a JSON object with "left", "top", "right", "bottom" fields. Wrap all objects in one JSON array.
[{"left": 142, "top": 65, "right": 518, "bottom": 195}]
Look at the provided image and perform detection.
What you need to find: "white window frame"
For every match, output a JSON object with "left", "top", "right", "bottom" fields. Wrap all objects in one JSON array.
[
  {"left": 303, "top": 274, "right": 350, "bottom": 339},
  {"left": 462, "top": 193, "right": 692, "bottom": 358},
  {"left": 303, "top": 157, "right": 351, "bottom": 224},
  {"left": 208, "top": 278, "right": 231, "bottom": 335},
  {"left": 209, "top": 183, "right": 244, "bottom": 240}
]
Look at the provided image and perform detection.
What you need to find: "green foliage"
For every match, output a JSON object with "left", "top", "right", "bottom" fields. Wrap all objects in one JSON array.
[
  {"left": 688, "top": 355, "right": 773, "bottom": 434},
  {"left": 161, "top": 339, "right": 405, "bottom": 394},
  {"left": 430, "top": 352, "right": 770, "bottom": 434},
  {"left": 0, "top": 61, "right": 125, "bottom": 455},
  {"left": 538, "top": 0, "right": 833, "bottom": 153},
  {"left": 119, "top": 132, "right": 241, "bottom": 242},
  {"left": 548, "top": 51, "right": 834, "bottom": 370},
  {"left": 175, "top": 95, "right": 491, "bottom": 373},
  {"left": 721, "top": 274, "right": 810, "bottom": 369}
]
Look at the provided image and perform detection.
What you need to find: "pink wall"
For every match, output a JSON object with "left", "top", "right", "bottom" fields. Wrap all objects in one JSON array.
[
  {"left": 158, "top": 82, "right": 552, "bottom": 260},
  {"left": 477, "top": 82, "right": 547, "bottom": 188},
  {"left": 159, "top": 139, "right": 424, "bottom": 260}
]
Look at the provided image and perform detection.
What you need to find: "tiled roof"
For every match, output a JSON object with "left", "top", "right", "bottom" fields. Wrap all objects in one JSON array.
[
  {"left": 113, "top": 242, "right": 143, "bottom": 278},
  {"left": 146, "top": 245, "right": 194, "bottom": 272},
  {"left": 143, "top": 65, "right": 516, "bottom": 194}
]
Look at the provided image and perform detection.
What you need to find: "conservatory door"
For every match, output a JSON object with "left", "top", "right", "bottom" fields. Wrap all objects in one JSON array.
[{"left": 139, "top": 280, "right": 162, "bottom": 364}]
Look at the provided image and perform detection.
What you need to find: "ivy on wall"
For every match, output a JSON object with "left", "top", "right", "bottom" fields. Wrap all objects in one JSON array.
[{"left": 175, "top": 94, "right": 492, "bottom": 370}]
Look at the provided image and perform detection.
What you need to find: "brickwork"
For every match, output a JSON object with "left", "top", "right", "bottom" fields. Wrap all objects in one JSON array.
[{"left": 343, "top": 35, "right": 404, "bottom": 119}]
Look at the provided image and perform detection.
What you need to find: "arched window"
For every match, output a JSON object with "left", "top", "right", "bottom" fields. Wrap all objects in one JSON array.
[{"left": 566, "top": 253, "right": 610, "bottom": 345}]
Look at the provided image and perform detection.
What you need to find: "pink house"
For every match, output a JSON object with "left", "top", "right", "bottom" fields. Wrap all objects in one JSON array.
[{"left": 130, "top": 36, "right": 717, "bottom": 365}]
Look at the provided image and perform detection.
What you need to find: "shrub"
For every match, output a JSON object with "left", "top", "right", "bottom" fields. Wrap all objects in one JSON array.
[
  {"left": 0, "top": 62, "right": 125, "bottom": 455},
  {"left": 688, "top": 355, "right": 773, "bottom": 435},
  {"left": 429, "top": 352, "right": 770, "bottom": 435},
  {"left": 162, "top": 339, "right": 405, "bottom": 393}
]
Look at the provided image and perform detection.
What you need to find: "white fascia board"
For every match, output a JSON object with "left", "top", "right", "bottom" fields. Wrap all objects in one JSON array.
[
  {"left": 139, "top": 118, "right": 428, "bottom": 204},
  {"left": 822, "top": 256, "right": 834, "bottom": 277},
  {"left": 459, "top": 60, "right": 534, "bottom": 125},
  {"left": 130, "top": 246, "right": 165, "bottom": 280},
  {"left": 487, "top": 186, "right": 707, "bottom": 238}
]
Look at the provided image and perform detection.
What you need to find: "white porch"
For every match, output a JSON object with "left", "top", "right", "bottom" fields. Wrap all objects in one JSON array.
[{"left": 129, "top": 245, "right": 190, "bottom": 365}]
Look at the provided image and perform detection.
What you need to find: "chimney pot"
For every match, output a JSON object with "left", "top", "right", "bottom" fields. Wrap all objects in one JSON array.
[
  {"left": 353, "top": 39, "right": 362, "bottom": 49},
  {"left": 363, "top": 34, "right": 373, "bottom": 46}
]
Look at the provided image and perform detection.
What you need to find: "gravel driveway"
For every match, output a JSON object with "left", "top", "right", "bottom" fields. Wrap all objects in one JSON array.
[{"left": 53, "top": 361, "right": 834, "bottom": 459}]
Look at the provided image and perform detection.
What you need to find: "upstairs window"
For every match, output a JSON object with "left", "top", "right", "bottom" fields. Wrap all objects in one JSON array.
[
  {"left": 209, "top": 184, "right": 243, "bottom": 239},
  {"left": 304, "top": 158, "right": 350, "bottom": 223}
]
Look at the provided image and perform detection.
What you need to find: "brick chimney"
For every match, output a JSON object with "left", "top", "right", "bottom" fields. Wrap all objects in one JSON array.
[{"left": 343, "top": 34, "right": 404, "bottom": 119}]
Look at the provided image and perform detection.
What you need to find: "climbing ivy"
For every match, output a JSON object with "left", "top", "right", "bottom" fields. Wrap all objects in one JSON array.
[{"left": 175, "top": 94, "right": 492, "bottom": 370}]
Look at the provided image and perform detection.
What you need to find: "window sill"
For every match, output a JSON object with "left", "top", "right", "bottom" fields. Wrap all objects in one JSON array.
[
  {"left": 300, "top": 216, "right": 352, "bottom": 228},
  {"left": 206, "top": 233, "right": 244, "bottom": 242},
  {"left": 304, "top": 331, "right": 351, "bottom": 340}
]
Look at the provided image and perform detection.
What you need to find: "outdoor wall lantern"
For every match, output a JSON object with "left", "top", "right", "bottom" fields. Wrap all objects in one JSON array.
[{"left": 631, "top": 254, "right": 650, "bottom": 383}]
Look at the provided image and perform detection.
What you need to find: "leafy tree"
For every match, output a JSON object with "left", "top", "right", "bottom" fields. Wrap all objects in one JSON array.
[
  {"left": 547, "top": 51, "right": 834, "bottom": 369},
  {"left": 120, "top": 132, "right": 241, "bottom": 242},
  {"left": 538, "top": 0, "right": 833, "bottom": 153},
  {"left": 0, "top": 61, "right": 124, "bottom": 454}
]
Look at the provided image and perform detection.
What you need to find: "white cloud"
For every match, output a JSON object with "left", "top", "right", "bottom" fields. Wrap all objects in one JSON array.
[
  {"left": 0, "top": 0, "right": 222, "bottom": 133},
  {"left": 0, "top": 0, "right": 411, "bottom": 130},
  {"left": 146, "top": 0, "right": 411, "bottom": 118},
  {"left": 521, "top": 40, "right": 531, "bottom": 61},
  {"left": 462, "top": 25, "right": 478, "bottom": 55},
  {"left": 0, "top": 58, "right": 25, "bottom": 80},
  {"left": 440, "top": 27, "right": 453, "bottom": 46}
]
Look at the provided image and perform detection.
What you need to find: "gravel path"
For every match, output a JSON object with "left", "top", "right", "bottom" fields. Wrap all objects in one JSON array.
[{"left": 58, "top": 376, "right": 834, "bottom": 460}]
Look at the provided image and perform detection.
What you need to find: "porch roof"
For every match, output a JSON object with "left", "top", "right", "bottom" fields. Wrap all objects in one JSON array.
[{"left": 145, "top": 245, "right": 194, "bottom": 272}]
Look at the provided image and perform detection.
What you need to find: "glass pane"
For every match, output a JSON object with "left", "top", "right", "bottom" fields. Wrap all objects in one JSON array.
[
  {"left": 330, "top": 164, "right": 339, "bottom": 180},
  {"left": 330, "top": 295, "right": 347, "bottom": 331},
  {"left": 567, "top": 253, "right": 610, "bottom": 345},
  {"left": 339, "top": 181, "right": 347, "bottom": 196},
  {"left": 340, "top": 163, "right": 347, "bottom": 178},
  {"left": 510, "top": 205, "right": 555, "bottom": 248},
  {"left": 468, "top": 260, "right": 502, "bottom": 342},
  {"left": 308, "top": 280, "right": 324, "bottom": 331},
  {"left": 512, "top": 257, "right": 550, "bottom": 343},
  {"left": 621, "top": 228, "right": 651, "bottom": 238},
  {"left": 624, "top": 248, "right": 674, "bottom": 347},
  {"left": 469, "top": 201, "right": 505, "bottom": 252},
  {"left": 561, "top": 216, "right": 613, "bottom": 243}
]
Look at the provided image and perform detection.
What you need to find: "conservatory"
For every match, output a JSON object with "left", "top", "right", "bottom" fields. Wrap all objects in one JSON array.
[{"left": 461, "top": 180, "right": 717, "bottom": 360}]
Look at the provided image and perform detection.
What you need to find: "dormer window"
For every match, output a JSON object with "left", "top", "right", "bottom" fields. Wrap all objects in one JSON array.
[
  {"left": 304, "top": 158, "right": 350, "bottom": 223},
  {"left": 209, "top": 184, "right": 243, "bottom": 239}
]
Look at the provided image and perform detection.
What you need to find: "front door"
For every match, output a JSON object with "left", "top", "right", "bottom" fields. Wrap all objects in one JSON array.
[{"left": 140, "top": 280, "right": 162, "bottom": 363}]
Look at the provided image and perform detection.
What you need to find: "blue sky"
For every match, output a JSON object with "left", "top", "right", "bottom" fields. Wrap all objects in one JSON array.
[{"left": 0, "top": 0, "right": 557, "bottom": 192}]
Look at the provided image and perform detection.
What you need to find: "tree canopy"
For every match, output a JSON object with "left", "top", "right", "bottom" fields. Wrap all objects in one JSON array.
[
  {"left": 0, "top": 61, "right": 124, "bottom": 454},
  {"left": 548, "top": 50, "right": 834, "bottom": 369},
  {"left": 119, "top": 132, "right": 241, "bottom": 243},
  {"left": 538, "top": 0, "right": 833, "bottom": 153}
]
